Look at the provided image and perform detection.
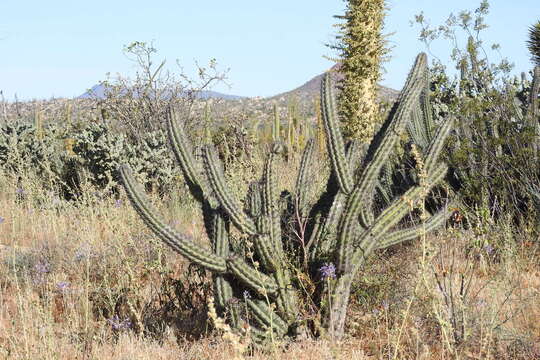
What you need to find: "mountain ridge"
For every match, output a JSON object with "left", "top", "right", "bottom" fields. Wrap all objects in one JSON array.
[
  {"left": 270, "top": 64, "right": 400, "bottom": 103},
  {"left": 78, "top": 84, "right": 246, "bottom": 101},
  {"left": 79, "top": 64, "right": 399, "bottom": 102}
]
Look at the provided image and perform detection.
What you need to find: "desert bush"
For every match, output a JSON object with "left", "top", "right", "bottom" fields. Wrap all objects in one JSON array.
[
  {"left": 0, "top": 120, "right": 186, "bottom": 200},
  {"left": 413, "top": 1, "right": 540, "bottom": 229},
  {"left": 94, "top": 41, "right": 228, "bottom": 143}
]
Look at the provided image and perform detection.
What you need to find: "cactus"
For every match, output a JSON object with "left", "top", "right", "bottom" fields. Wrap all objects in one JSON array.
[
  {"left": 119, "top": 53, "right": 453, "bottom": 343},
  {"left": 272, "top": 104, "right": 280, "bottom": 142}
]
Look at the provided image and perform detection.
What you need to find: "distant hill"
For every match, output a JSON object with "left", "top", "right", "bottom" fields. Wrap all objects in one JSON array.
[
  {"left": 271, "top": 64, "right": 399, "bottom": 103},
  {"left": 79, "top": 65, "right": 399, "bottom": 103},
  {"left": 78, "top": 83, "right": 246, "bottom": 101}
]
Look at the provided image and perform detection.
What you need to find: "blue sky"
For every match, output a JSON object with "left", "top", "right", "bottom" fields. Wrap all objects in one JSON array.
[{"left": 0, "top": 1, "right": 538, "bottom": 100}]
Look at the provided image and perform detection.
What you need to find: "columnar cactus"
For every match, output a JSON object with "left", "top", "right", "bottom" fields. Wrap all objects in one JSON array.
[{"left": 119, "top": 53, "right": 454, "bottom": 342}]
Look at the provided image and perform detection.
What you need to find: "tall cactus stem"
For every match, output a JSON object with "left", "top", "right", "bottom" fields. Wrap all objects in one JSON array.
[
  {"left": 202, "top": 146, "right": 257, "bottom": 235},
  {"left": 321, "top": 73, "right": 354, "bottom": 194}
]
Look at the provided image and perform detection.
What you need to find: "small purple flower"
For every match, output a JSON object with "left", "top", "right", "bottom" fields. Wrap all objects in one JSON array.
[
  {"left": 34, "top": 261, "right": 50, "bottom": 274},
  {"left": 74, "top": 251, "right": 85, "bottom": 262},
  {"left": 56, "top": 281, "right": 70, "bottom": 292},
  {"left": 114, "top": 199, "right": 122, "bottom": 208},
  {"left": 483, "top": 244, "right": 494, "bottom": 255},
  {"left": 476, "top": 299, "right": 487, "bottom": 308},
  {"left": 108, "top": 315, "right": 132, "bottom": 331},
  {"left": 381, "top": 300, "right": 390, "bottom": 311},
  {"left": 32, "top": 261, "right": 50, "bottom": 285},
  {"left": 16, "top": 187, "right": 25, "bottom": 195},
  {"left": 243, "top": 290, "right": 251, "bottom": 300},
  {"left": 319, "top": 263, "right": 336, "bottom": 280},
  {"left": 74, "top": 245, "right": 92, "bottom": 262},
  {"left": 0, "top": 217, "right": 4, "bottom": 224}
]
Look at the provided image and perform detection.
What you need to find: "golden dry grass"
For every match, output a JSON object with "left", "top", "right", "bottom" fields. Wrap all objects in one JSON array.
[{"left": 0, "top": 172, "right": 539, "bottom": 360}]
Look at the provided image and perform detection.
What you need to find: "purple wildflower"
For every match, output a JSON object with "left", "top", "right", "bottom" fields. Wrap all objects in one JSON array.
[
  {"left": 243, "top": 290, "right": 251, "bottom": 300},
  {"left": 108, "top": 315, "right": 132, "bottom": 331},
  {"left": 319, "top": 263, "right": 336, "bottom": 280},
  {"left": 74, "top": 245, "right": 92, "bottom": 262},
  {"left": 15, "top": 187, "right": 25, "bottom": 195},
  {"left": 114, "top": 199, "right": 122, "bottom": 208},
  {"left": 483, "top": 244, "right": 494, "bottom": 255},
  {"left": 34, "top": 261, "right": 50, "bottom": 274},
  {"left": 476, "top": 299, "right": 487, "bottom": 308},
  {"left": 56, "top": 281, "right": 70, "bottom": 292},
  {"left": 32, "top": 261, "right": 50, "bottom": 285}
]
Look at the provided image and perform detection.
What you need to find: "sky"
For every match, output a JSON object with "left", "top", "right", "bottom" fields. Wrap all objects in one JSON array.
[{"left": 0, "top": 1, "right": 538, "bottom": 100}]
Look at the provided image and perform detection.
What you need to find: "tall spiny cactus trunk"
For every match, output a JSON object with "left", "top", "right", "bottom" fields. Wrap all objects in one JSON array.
[
  {"left": 331, "top": 0, "right": 387, "bottom": 143},
  {"left": 119, "top": 53, "right": 453, "bottom": 344}
]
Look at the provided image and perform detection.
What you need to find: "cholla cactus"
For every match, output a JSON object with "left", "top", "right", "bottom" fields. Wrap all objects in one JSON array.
[{"left": 119, "top": 53, "right": 453, "bottom": 342}]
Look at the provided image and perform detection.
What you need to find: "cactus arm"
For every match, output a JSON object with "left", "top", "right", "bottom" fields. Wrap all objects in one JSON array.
[
  {"left": 202, "top": 146, "right": 257, "bottom": 235},
  {"left": 262, "top": 145, "right": 284, "bottom": 254},
  {"left": 360, "top": 53, "right": 427, "bottom": 196},
  {"left": 271, "top": 267, "right": 297, "bottom": 322},
  {"left": 249, "top": 325, "right": 279, "bottom": 345},
  {"left": 309, "top": 191, "right": 347, "bottom": 261},
  {"left": 272, "top": 104, "right": 281, "bottom": 142},
  {"left": 246, "top": 299, "right": 288, "bottom": 335},
  {"left": 423, "top": 116, "right": 454, "bottom": 174},
  {"left": 211, "top": 211, "right": 230, "bottom": 256},
  {"left": 246, "top": 181, "right": 262, "bottom": 217},
  {"left": 253, "top": 234, "right": 279, "bottom": 272},
  {"left": 350, "top": 162, "right": 448, "bottom": 268},
  {"left": 376, "top": 205, "right": 451, "bottom": 249},
  {"left": 338, "top": 163, "right": 447, "bottom": 273},
  {"left": 294, "top": 139, "right": 315, "bottom": 217},
  {"left": 214, "top": 275, "right": 237, "bottom": 324},
  {"left": 248, "top": 181, "right": 281, "bottom": 272},
  {"left": 226, "top": 256, "right": 279, "bottom": 296},
  {"left": 375, "top": 163, "right": 394, "bottom": 205},
  {"left": 321, "top": 73, "right": 354, "bottom": 194},
  {"left": 308, "top": 139, "right": 367, "bottom": 261},
  {"left": 119, "top": 165, "right": 227, "bottom": 272},
  {"left": 261, "top": 145, "right": 297, "bottom": 320},
  {"left": 336, "top": 53, "right": 427, "bottom": 272},
  {"left": 407, "top": 105, "right": 429, "bottom": 149},
  {"left": 420, "top": 67, "right": 435, "bottom": 141},
  {"left": 254, "top": 219, "right": 297, "bottom": 320},
  {"left": 166, "top": 108, "right": 215, "bottom": 205},
  {"left": 345, "top": 139, "right": 368, "bottom": 175},
  {"left": 211, "top": 212, "right": 236, "bottom": 319}
]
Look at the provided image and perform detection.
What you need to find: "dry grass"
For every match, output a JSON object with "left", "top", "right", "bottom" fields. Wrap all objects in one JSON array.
[{"left": 0, "top": 170, "right": 539, "bottom": 360}]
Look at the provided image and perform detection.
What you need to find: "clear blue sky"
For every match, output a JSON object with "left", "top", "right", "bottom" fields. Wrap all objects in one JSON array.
[{"left": 0, "top": 1, "right": 538, "bottom": 100}]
